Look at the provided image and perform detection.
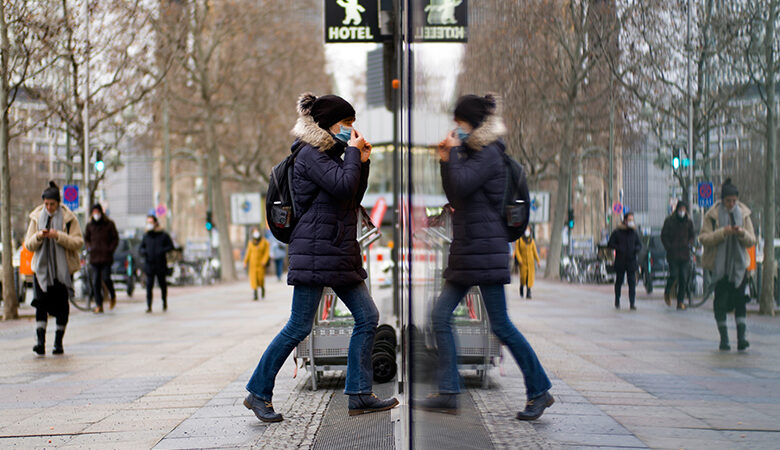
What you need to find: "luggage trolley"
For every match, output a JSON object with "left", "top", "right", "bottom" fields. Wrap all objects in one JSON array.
[
  {"left": 294, "top": 208, "right": 391, "bottom": 390},
  {"left": 420, "top": 206, "right": 501, "bottom": 388}
]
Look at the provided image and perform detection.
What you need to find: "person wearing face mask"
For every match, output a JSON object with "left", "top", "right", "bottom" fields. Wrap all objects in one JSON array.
[
  {"left": 699, "top": 178, "right": 756, "bottom": 351},
  {"left": 420, "top": 94, "right": 554, "bottom": 421},
  {"left": 243, "top": 227, "right": 270, "bottom": 300},
  {"left": 243, "top": 93, "right": 398, "bottom": 423},
  {"left": 661, "top": 200, "right": 695, "bottom": 310},
  {"left": 514, "top": 228, "right": 540, "bottom": 299},
  {"left": 83, "top": 204, "right": 119, "bottom": 313},
  {"left": 24, "top": 181, "right": 83, "bottom": 355},
  {"left": 608, "top": 212, "right": 643, "bottom": 310},
  {"left": 139, "top": 215, "right": 174, "bottom": 313}
]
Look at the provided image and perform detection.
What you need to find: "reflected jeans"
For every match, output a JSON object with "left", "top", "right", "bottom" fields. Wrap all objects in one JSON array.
[
  {"left": 431, "top": 281, "right": 552, "bottom": 399},
  {"left": 246, "top": 282, "right": 379, "bottom": 401}
]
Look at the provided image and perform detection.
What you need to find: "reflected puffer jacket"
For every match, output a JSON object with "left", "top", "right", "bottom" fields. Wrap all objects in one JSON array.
[
  {"left": 286, "top": 99, "right": 369, "bottom": 287},
  {"left": 441, "top": 110, "right": 510, "bottom": 286}
]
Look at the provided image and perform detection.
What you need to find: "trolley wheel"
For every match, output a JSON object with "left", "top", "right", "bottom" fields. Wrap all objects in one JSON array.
[
  {"left": 375, "top": 324, "right": 397, "bottom": 347},
  {"left": 373, "top": 340, "right": 396, "bottom": 356},
  {"left": 372, "top": 351, "right": 397, "bottom": 383}
]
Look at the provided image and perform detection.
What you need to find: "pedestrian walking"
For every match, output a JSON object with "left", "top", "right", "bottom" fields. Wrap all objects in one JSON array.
[
  {"left": 267, "top": 230, "right": 287, "bottom": 282},
  {"left": 24, "top": 181, "right": 83, "bottom": 355},
  {"left": 84, "top": 204, "right": 119, "bottom": 313},
  {"left": 244, "top": 227, "right": 270, "bottom": 300},
  {"left": 699, "top": 179, "right": 756, "bottom": 351},
  {"left": 139, "top": 215, "right": 173, "bottom": 313},
  {"left": 514, "top": 228, "right": 540, "bottom": 299},
  {"left": 608, "top": 212, "right": 642, "bottom": 310},
  {"left": 418, "top": 94, "right": 554, "bottom": 421},
  {"left": 661, "top": 200, "right": 695, "bottom": 310},
  {"left": 244, "top": 93, "right": 398, "bottom": 422}
]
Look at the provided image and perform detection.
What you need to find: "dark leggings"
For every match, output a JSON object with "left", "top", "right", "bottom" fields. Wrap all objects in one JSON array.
[
  {"left": 614, "top": 268, "right": 636, "bottom": 306},
  {"left": 146, "top": 269, "right": 168, "bottom": 308},
  {"left": 33, "top": 277, "right": 69, "bottom": 326},
  {"left": 90, "top": 263, "right": 116, "bottom": 307}
]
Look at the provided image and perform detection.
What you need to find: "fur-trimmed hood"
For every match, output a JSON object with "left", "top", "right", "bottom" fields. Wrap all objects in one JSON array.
[
  {"left": 290, "top": 93, "right": 337, "bottom": 152},
  {"left": 463, "top": 99, "right": 507, "bottom": 150}
]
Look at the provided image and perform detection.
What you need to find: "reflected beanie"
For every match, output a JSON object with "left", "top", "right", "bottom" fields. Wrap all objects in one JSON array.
[
  {"left": 41, "top": 181, "right": 60, "bottom": 202},
  {"left": 454, "top": 94, "right": 497, "bottom": 128},
  {"left": 721, "top": 178, "right": 738, "bottom": 198},
  {"left": 298, "top": 93, "right": 356, "bottom": 130}
]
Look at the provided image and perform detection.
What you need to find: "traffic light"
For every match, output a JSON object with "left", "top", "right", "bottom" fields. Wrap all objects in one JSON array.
[
  {"left": 672, "top": 147, "right": 680, "bottom": 170},
  {"left": 567, "top": 208, "right": 574, "bottom": 229},
  {"left": 94, "top": 151, "right": 105, "bottom": 172},
  {"left": 205, "top": 210, "right": 213, "bottom": 231}
]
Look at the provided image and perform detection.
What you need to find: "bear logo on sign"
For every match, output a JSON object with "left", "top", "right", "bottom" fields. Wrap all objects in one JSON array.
[
  {"left": 424, "top": 0, "right": 462, "bottom": 25},
  {"left": 337, "top": 0, "right": 365, "bottom": 26}
]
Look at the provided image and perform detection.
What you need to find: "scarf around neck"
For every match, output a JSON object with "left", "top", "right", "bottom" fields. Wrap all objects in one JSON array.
[
  {"left": 713, "top": 203, "right": 748, "bottom": 286},
  {"left": 35, "top": 207, "right": 72, "bottom": 292}
]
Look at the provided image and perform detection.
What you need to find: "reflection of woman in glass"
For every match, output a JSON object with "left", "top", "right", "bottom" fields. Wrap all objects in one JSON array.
[
  {"left": 421, "top": 94, "right": 554, "bottom": 420},
  {"left": 243, "top": 93, "right": 397, "bottom": 422}
]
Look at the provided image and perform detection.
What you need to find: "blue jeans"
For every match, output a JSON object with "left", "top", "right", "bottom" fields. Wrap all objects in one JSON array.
[
  {"left": 246, "top": 282, "right": 379, "bottom": 401},
  {"left": 274, "top": 258, "right": 284, "bottom": 281},
  {"left": 431, "top": 281, "right": 551, "bottom": 399}
]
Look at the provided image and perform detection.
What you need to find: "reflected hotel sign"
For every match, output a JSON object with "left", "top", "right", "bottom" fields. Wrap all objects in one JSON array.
[
  {"left": 414, "top": 0, "right": 468, "bottom": 42},
  {"left": 325, "top": 0, "right": 381, "bottom": 43}
]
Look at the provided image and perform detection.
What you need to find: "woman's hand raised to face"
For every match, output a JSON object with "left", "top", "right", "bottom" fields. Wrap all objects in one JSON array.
[
  {"left": 348, "top": 128, "right": 366, "bottom": 151},
  {"left": 360, "top": 141, "right": 372, "bottom": 163},
  {"left": 437, "top": 130, "right": 460, "bottom": 162}
]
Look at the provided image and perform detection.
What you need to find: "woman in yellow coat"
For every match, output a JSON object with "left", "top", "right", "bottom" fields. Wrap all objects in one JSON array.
[
  {"left": 514, "top": 228, "right": 540, "bottom": 299},
  {"left": 244, "top": 227, "right": 270, "bottom": 300}
]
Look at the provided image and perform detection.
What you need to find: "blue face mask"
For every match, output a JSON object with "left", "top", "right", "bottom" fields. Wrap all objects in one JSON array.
[
  {"left": 456, "top": 127, "right": 469, "bottom": 142},
  {"left": 334, "top": 125, "right": 352, "bottom": 143}
]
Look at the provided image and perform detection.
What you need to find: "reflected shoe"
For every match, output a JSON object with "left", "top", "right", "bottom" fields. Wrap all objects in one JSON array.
[
  {"left": 516, "top": 391, "right": 554, "bottom": 421},
  {"left": 244, "top": 393, "right": 283, "bottom": 423},
  {"left": 348, "top": 393, "right": 399, "bottom": 416},
  {"left": 416, "top": 393, "right": 458, "bottom": 415}
]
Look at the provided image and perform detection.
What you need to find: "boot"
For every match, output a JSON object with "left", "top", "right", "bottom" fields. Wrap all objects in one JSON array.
[
  {"left": 52, "top": 328, "right": 65, "bottom": 355},
  {"left": 526, "top": 288, "right": 532, "bottom": 299},
  {"left": 162, "top": 298, "right": 167, "bottom": 312},
  {"left": 348, "top": 393, "right": 399, "bottom": 416},
  {"left": 109, "top": 296, "right": 116, "bottom": 310},
  {"left": 93, "top": 305, "right": 104, "bottom": 313},
  {"left": 146, "top": 299, "right": 152, "bottom": 313},
  {"left": 415, "top": 393, "right": 458, "bottom": 415},
  {"left": 33, "top": 327, "right": 45, "bottom": 355},
  {"left": 737, "top": 323, "right": 749, "bottom": 351},
  {"left": 718, "top": 324, "right": 730, "bottom": 351},
  {"left": 261, "top": 286, "right": 265, "bottom": 299},
  {"left": 614, "top": 297, "right": 620, "bottom": 309},
  {"left": 253, "top": 289, "right": 258, "bottom": 301},
  {"left": 519, "top": 285, "right": 524, "bottom": 297},
  {"left": 516, "top": 391, "right": 555, "bottom": 421},
  {"left": 243, "top": 393, "right": 283, "bottom": 423}
]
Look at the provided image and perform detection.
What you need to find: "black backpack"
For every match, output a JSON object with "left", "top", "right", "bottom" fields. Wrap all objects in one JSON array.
[
  {"left": 501, "top": 153, "right": 530, "bottom": 241},
  {"left": 266, "top": 142, "right": 305, "bottom": 243}
]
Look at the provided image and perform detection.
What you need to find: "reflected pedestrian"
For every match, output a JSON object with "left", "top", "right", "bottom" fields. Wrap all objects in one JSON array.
[
  {"left": 419, "top": 94, "right": 554, "bottom": 421},
  {"left": 514, "top": 228, "right": 540, "bottom": 299},
  {"left": 84, "top": 204, "right": 119, "bottom": 313},
  {"left": 661, "top": 200, "right": 694, "bottom": 310},
  {"left": 267, "top": 230, "right": 287, "bottom": 282},
  {"left": 24, "top": 181, "right": 83, "bottom": 355},
  {"left": 139, "top": 215, "right": 173, "bottom": 313},
  {"left": 608, "top": 212, "right": 642, "bottom": 310},
  {"left": 699, "top": 179, "right": 756, "bottom": 351},
  {"left": 244, "top": 93, "right": 397, "bottom": 422},
  {"left": 244, "top": 227, "right": 270, "bottom": 300}
]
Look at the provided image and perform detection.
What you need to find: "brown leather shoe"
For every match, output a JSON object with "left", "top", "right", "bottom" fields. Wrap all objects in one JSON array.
[
  {"left": 109, "top": 297, "right": 116, "bottom": 309},
  {"left": 93, "top": 305, "right": 104, "bottom": 313}
]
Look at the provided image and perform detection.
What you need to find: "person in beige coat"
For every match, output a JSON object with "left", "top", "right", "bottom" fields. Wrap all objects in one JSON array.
[
  {"left": 24, "top": 182, "right": 83, "bottom": 355},
  {"left": 699, "top": 179, "right": 756, "bottom": 351}
]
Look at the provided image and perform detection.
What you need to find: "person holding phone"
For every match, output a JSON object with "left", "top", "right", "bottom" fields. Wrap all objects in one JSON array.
[
  {"left": 699, "top": 178, "right": 756, "bottom": 351},
  {"left": 24, "top": 181, "right": 83, "bottom": 355},
  {"left": 243, "top": 93, "right": 397, "bottom": 423}
]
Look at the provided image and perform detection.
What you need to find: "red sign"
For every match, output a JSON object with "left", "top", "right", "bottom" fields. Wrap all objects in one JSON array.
[{"left": 370, "top": 197, "right": 387, "bottom": 228}]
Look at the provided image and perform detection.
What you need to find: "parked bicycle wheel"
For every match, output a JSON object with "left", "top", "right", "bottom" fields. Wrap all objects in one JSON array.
[
  {"left": 687, "top": 268, "right": 714, "bottom": 308},
  {"left": 69, "top": 268, "right": 93, "bottom": 312}
]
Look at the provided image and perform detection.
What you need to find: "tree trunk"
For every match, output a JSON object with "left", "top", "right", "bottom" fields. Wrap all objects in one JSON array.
[
  {"left": 544, "top": 100, "right": 576, "bottom": 280},
  {"left": 204, "top": 107, "right": 236, "bottom": 282},
  {"left": 759, "top": 0, "right": 777, "bottom": 316},
  {"left": 0, "top": 1, "right": 18, "bottom": 320}
]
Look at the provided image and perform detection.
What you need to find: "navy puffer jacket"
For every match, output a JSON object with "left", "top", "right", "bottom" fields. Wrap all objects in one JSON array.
[
  {"left": 286, "top": 107, "right": 369, "bottom": 287},
  {"left": 441, "top": 112, "right": 510, "bottom": 286}
]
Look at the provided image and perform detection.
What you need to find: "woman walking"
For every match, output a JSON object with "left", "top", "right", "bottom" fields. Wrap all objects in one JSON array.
[
  {"left": 244, "top": 227, "right": 270, "bottom": 300},
  {"left": 514, "top": 229, "right": 540, "bottom": 299},
  {"left": 139, "top": 215, "right": 174, "bottom": 313},
  {"left": 243, "top": 93, "right": 398, "bottom": 422},
  {"left": 24, "top": 182, "right": 83, "bottom": 355},
  {"left": 419, "top": 94, "right": 554, "bottom": 420}
]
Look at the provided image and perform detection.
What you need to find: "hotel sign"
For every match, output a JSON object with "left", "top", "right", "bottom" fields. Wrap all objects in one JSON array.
[
  {"left": 413, "top": 0, "right": 468, "bottom": 42},
  {"left": 325, "top": 0, "right": 381, "bottom": 43}
]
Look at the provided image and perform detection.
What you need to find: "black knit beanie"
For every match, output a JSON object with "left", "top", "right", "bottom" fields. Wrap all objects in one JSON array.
[
  {"left": 41, "top": 181, "right": 60, "bottom": 202},
  {"left": 91, "top": 203, "right": 104, "bottom": 214},
  {"left": 454, "top": 94, "right": 497, "bottom": 128},
  {"left": 306, "top": 94, "right": 356, "bottom": 130},
  {"left": 721, "top": 178, "right": 738, "bottom": 198},
  {"left": 675, "top": 200, "right": 688, "bottom": 212}
]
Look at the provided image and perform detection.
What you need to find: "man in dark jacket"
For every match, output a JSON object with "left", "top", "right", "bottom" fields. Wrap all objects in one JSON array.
[
  {"left": 84, "top": 204, "right": 119, "bottom": 313},
  {"left": 244, "top": 93, "right": 397, "bottom": 423},
  {"left": 139, "top": 215, "right": 173, "bottom": 313},
  {"left": 608, "top": 212, "right": 643, "bottom": 310},
  {"left": 418, "top": 94, "right": 554, "bottom": 421},
  {"left": 661, "top": 200, "right": 695, "bottom": 310}
]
